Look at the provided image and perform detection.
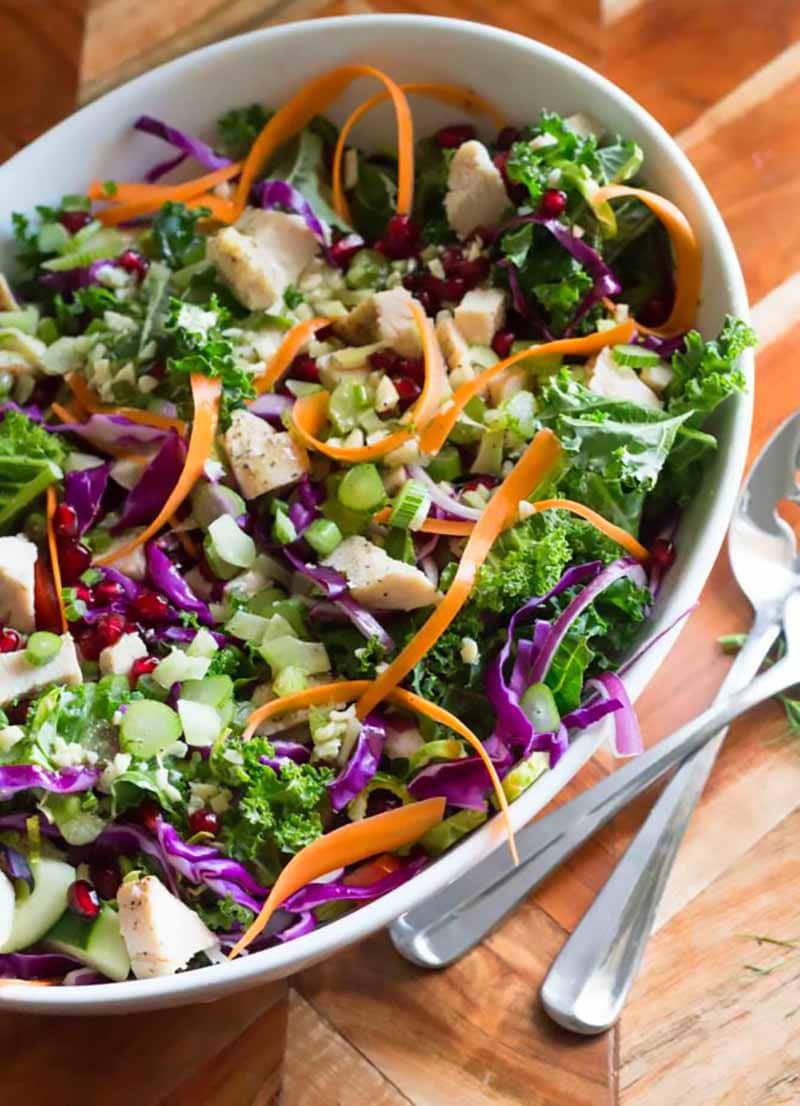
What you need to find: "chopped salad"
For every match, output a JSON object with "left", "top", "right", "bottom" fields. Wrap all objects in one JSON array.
[{"left": 0, "top": 66, "right": 755, "bottom": 986}]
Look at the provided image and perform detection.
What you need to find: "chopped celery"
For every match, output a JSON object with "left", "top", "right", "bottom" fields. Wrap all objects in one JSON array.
[
  {"left": 260, "top": 612, "right": 298, "bottom": 643},
  {"left": 186, "top": 628, "right": 219, "bottom": 659},
  {"left": 205, "top": 514, "right": 256, "bottom": 576},
  {"left": 304, "top": 517, "right": 343, "bottom": 557},
  {"left": 0, "top": 307, "right": 39, "bottom": 336},
  {"left": 191, "top": 483, "right": 245, "bottom": 528},
  {"left": 226, "top": 609, "right": 271, "bottom": 643},
  {"left": 496, "top": 751, "right": 549, "bottom": 804},
  {"left": 177, "top": 700, "right": 222, "bottom": 748},
  {"left": 37, "top": 223, "right": 70, "bottom": 254},
  {"left": 470, "top": 427, "right": 505, "bottom": 476},
  {"left": 260, "top": 636, "right": 330, "bottom": 675},
  {"left": 420, "top": 809, "right": 487, "bottom": 855},
  {"left": 388, "top": 479, "right": 430, "bottom": 530},
  {"left": 338, "top": 463, "right": 385, "bottom": 512},
  {"left": 273, "top": 666, "right": 309, "bottom": 697},
  {"left": 384, "top": 529, "right": 415, "bottom": 564},
  {"left": 426, "top": 445, "right": 462, "bottom": 482},
  {"left": 272, "top": 509, "right": 297, "bottom": 545},
  {"left": 153, "top": 649, "right": 211, "bottom": 690},
  {"left": 247, "top": 586, "right": 287, "bottom": 616},
  {"left": 25, "top": 632, "right": 62, "bottom": 667},
  {"left": 345, "top": 249, "right": 390, "bottom": 290},
  {"left": 119, "top": 700, "right": 183, "bottom": 759}
]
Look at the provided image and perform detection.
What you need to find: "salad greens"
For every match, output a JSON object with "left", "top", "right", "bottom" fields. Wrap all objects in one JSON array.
[{"left": 0, "top": 80, "right": 754, "bottom": 986}]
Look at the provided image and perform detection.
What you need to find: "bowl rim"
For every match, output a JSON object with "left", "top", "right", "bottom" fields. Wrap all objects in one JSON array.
[{"left": 0, "top": 12, "right": 752, "bottom": 1012}]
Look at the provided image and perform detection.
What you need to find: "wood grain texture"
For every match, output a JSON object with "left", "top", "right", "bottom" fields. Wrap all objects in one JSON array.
[{"left": 4, "top": 2, "right": 800, "bottom": 1104}]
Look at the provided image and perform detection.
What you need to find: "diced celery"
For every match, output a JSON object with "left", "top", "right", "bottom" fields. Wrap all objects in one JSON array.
[
  {"left": 0, "top": 307, "right": 39, "bottom": 336},
  {"left": 37, "top": 222, "right": 70, "bottom": 254},
  {"left": 177, "top": 700, "right": 222, "bottom": 748},
  {"left": 495, "top": 751, "right": 549, "bottom": 804},
  {"left": 270, "top": 600, "right": 307, "bottom": 638},
  {"left": 25, "top": 632, "right": 62, "bottom": 667},
  {"left": 503, "top": 390, "right": 537, "bottom": 441},
  {"left": 119, "top": 700, "right": 182, "bottom": 759},
  {"left": 260, "top": 636, "right": 330, "bottom": 675},
  {"left": 181, "top": 675, "right": 234, "bottom": 708},
  {"left": 426, "top": 445, "right": 462, "bottom": 482},
  {"left": 470, "top": 427, "right": 505, "bottom": 476},
  {"left": 345, "top": 249, "right": 390, "bottom": 290},
  {"left": 247, "top": 586, "right": 287, "bottom": 616},
  {"left": 384, "top": 528, "right": 415, "bottom": 564},
  {"left": 36, "top": 317, "right": 59, "bottom": 345},
  {"left": 272, "top": 510, "right": 297, "bottom": 545},
  {"left": 273, "top": 666, "right": 309, "bottom": 697},
  {"left": 338, "top": 463, "right": 385, "bottom": 511},
  {"left": 304, "top": 518, "right": 343, "bottom": 557},
  {"left": 153, "top": 649, "right": 211, "bottom": 690},
  {"left": 260, "top": 612, "right": 298, "bottom": 643},
  {"left": 205, "top": 514, "right": 256, "bottom": 576},
  {"left": 191, "top": 482, "right": 245, "bottom": 528},
  {"left": 186, "top": 628, "right": 219, "bottom": 659},
  {"left": 226, "top": 609, "right": 271, "bottom": 643},
  {"left": 389, "top": 479, "right": 430, "bottom": 530}
]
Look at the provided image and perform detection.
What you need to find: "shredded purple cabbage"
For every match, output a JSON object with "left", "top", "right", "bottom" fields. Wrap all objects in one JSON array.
[
  {"left": 0, "top": 765, "right": 100, "bottom": 799},
  {"left": 48, "top": 413, "right": 170, "bottom": 453},
  {"left": 328, "top": 714, "right": 386, "bottom": 813},
  {"left": 145, "top": 151, "right": 188, "bottom": 183},
  {"left": 407, "top": 756, "right": 494, "bottom": 811},
  {"left": 113, "top": 432, "right": 187, "bottom": 533},
  {"left": 134, "top": 115, "right": 232, "bottom": 173},
  {"left": 253, "top": 179, "right": 331, "bottom": 251},
  {"left": 282, "top": 855, "right": 427, "bottom": 913},
  {"left": 63, "top": 463, "right": 111, "bottom": 536},
  {"left": 146, "top": 543, "right": 213, "bottom": 626},
  {"left": 0, "top": 842, "right": 33, "bottom": 889},
  {"left": 39, "top": 260, "right": 117, "bottom": 294},
  {"left": 260, "top": 739, "right": 311, "bottom": 772},
  {"left": 273, "top": 912, "right": 317, "bottom": 942},
  {"left": 584, "top": 672, "right": 643, "bottom": 756},
  {"left": 155, "top": 819, "right": 269, "bottom": 912},
  {"left": 0, "top": 952, "right": 81, "bottom": 980},
  {"left": 248, "top": 392, "right": 294, "bottom": 425}
]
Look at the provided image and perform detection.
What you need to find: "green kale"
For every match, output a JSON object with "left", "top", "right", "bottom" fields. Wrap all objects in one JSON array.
[
  {"left": 350, "top": 159, "right": 397, "bottom": 241},
  {"left": 9, "top": 677, "right": 133, "bottom": 766},
  {"left": 0, "top": 408, "right": 66, "bottom": 464},
  {"left": 0, "top": 410, "right": 67, "bottom": 533},
  {"left": 498, "top": 225, "right": 594, "bottom": 336},
  {"left": 193, "top": 893, "right": 255, "bottom": 933},
  {"left": 206, "top": 644, "right": 261, "bottom": 683},
  {"left": 216, "top": 103, "right": 271, "bottom": 159},
  {"left": 53, "top": 285, "right": 126, "bottom": 336},
  {"left": 666, "top": 315, "right": 756, "bottom": 427},
  {"left": 267, "top": 128, "right": 345, "bottom": 230},
  {"left": 471, "top": 511, "right": 573, "bottom": 616},
  {"left": 312, "top": 627, "right": 387, "bottom": 681},
  {"left": 149, "top": 202, "right": 210, "bottom": 269}
]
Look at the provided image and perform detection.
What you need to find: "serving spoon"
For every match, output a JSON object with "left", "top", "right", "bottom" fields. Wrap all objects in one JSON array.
[{"left": 390, "top": 411, "right": 800, "bottom": 1028}]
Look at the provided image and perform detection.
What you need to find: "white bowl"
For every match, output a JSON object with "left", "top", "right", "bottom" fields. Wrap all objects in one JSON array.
[{"left": 0, "top": 14, "right": 751, "bottom": 1013}]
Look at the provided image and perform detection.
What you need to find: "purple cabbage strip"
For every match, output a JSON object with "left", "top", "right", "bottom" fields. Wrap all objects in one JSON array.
[
  {"left": 113, "top": 432, "right": 187, "bottom": 533},
  {"left": 146, "top": 543, "right": 213, "bottom": 626},
  {"left": 288, "top": 498, "right": 317, "bottom": 538},
  {"left": 486, "top": 562, "right": 602, "bottom": 762},
  {"left": 584, "top": 672, "right": 643, "bottom": 756},
  {"left": 518, "top": 724, "right": 569, "bottom": 766},
  {"left": 0, "top": 813, "right": 62, "bottom": 839},
  {"left": 134, "top": 115, "right": 232, "bottom": 172},
  {"left": 152, "top": 625, "right": 228, "bottom": 648},
  {"left": 528, "top": 557, "right": 648, "bottom": 685},
  {"left": 327, "top": 714, "right": 386, "bottom": 813},
  {"left": 253, "top": 179, "right": 331, "bottom": 251},
  {"left": 561, "top": 697, "right": 623, "bottom": 732},
  {"left": 93, "top": 822, "right": 178, "bottom": 895},
  {"left": 282, "top": 856, "right": 427, "bottom": 914},
  {"left": 297, "top": 475, "right": 325, "bottom": 510},
  {"left": 0, "top": 843, "right": 33, "bottom": 889},
  {"left": 63, "top": 968, "right": 110, "bottom": 985},
  {"left": 260, "top": 739, "right": 311, "bottom": 771},
  {"left": 39, "top": 259, "right": 117, "bottom": 295},
  {"left": 155, "top": 818, "right": 270, "bottom": 909},
  {"left": 408, "top": 756, "right": 495, "bottom": 811},
  {"left": 145, "top": 151, "right": 188, "bottom": 183},
  {"left": 99, "top": 565, "right": 142, "bottom": 600},
  {"left": 273, "top": 912, "right": 317, "bottom": 943},
  {"left": 0, "top": 765, "right": 100, "bottom": 799},
  {"left": 48, "top": 413, "right": 169, "bottom": 453},
  {"left": 634, "top": 330, "right": 687, "bottom": 358},
  {"left": 63, "top": 463, "right": 111, "bottom": 536},
  {"left": 0, "top": 952, "right": 82, "bottom": 980},
  {"left": 283, "top": 549, "right": 395, "bottom": 652},
  {"left": 0, "top": 402, "right": 44, "bottom": 422},
  {"left": 248, "top": 392, "right": 294, "bottom": 425}
]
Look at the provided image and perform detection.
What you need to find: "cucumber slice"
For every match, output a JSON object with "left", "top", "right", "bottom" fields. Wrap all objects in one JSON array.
[
  {"left": 177, "top": 700, "right": 222, "bottom": 748},
  {"left": 119, "top": 700, "right": 182, "bottom": 759},
  {"left": 180, "top": 674, "right": 234, "bottom": 709},
  {"left": 45, "top": 905, "right": 130, "bottom": 982},
  {"left": 0, "top": 857, "right": 75, "bottom": 953},
  {"left": 260, "top": 635, "right": 330, "bottom": 676},
  {"left": 0, "top": 871, "right": 14, "bottom": 949},
  {"left": 519, "top": 683, "right": 561, "bottom": 732},
  {"left": 611, "top": 343, "right": 661, "bottom": 370}
]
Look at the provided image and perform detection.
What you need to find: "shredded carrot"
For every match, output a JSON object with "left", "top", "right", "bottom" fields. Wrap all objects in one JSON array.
[
  {"left": 96, "top": 374, "right": 220, "bottom": 566},
  {"left": 242, "top": 680, "right": 370, "bottom": 740},
  {"left": 50, "top": 402, "right": 79, "bottom": 424},
  {"left": 592, "top": 185, "right": 701, "bottom": 336},
  {"left": 66, "top": 375, "right": 187, "bottom": 435},
  {"left": 89, "top": 164, "right": 241, "bottom": 205},
  {"left": 344, "top": 852, "right": 403, "bottom": 886},
  {"left": 356, "top": 430, "right": 561, "bottom": 724},
  {"left": 169, "top": 519, "right": 199, "bottom": 558},
  {"left": 0, "top": 978, "right": 59, "bottom": 988},
  {"left": 332, "top": 80, "right": 505, "bottom": 224},
  {"left": 45, "top": 486, "right": 67, "bottom": 634},
  {"left": 290, "top": 300, "right": 443, "bottom": 462},
  {"left": 371, "top": 506, "right": 473, "bottom": 536},
  {"left": 253, "top": 317, "right": 330, "bottom": 395},
  {"left": 96, "top": 190, "right": 234, "bottom": 227},
  {"left": 419, "top": 320, "right": 636, "bottom": 455},
  {"left": 227, "top": 797, "right": 446, "bottom": 958}
]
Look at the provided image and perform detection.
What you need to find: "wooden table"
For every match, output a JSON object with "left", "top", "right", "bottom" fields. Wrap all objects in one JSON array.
[{"left": 3, "top": 2, "right": 800, "bottom": 1103}]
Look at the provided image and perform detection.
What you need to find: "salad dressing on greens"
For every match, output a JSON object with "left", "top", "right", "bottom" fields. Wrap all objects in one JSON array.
[{"left": 0, "top": 64, "right": 755, "bottom": 985}]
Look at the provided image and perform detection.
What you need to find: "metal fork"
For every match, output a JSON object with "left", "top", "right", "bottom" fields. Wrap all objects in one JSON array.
[{"left": 391, "top": 412, "right": 800, "bottom": 1028}]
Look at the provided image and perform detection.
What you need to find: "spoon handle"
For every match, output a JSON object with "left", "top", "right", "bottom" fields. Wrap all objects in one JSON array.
[
  {"left": 391, "top": 609, "right": 794, "bottom": 971},
  {"left": 539, "top": 613, "right": 780, "bottom": 1035}
]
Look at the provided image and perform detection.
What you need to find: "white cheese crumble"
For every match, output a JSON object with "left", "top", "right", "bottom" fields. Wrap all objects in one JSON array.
[
  {"left": 51, "top": 737, "right": 99, "bottom": 770},
  {"left": 460, "top": 637, "right": 480, "bottom": 665},
  {"left": 98, "top": 752, "right": 132, "bottom": 794}
]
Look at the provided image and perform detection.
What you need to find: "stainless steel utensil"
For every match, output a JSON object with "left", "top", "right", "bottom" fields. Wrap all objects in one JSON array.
[{"left": 391, "top": 413, "right": 800, "bottom": 1006}]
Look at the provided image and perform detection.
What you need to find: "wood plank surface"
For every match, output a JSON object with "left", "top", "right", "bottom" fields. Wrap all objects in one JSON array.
[{"left": 2, "top": 2, "right": 800, "bottom": 1104}]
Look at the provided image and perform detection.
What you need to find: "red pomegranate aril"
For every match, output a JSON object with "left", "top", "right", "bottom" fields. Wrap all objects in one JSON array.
[
  {"left": 137, "top": 799, "right": 162, "bottom": 832},
  {"left": 330, "top": 233, "right": 364, "bottom": 269},
  {"left": 495, "top": 126, "right": 521, "bottom": 151},
  {"left": 539, "top": 189, "right": 567, "bottom": 217},
  {"left": 95, "top": 612, "right": 126, "bottom": 649},
  {"left": 67, "top": 879, "right": 100, "bottom": 920},
  {"left": 639, "top": 296, "right": 670, "bottom": 327},
  {"left": 394, "top": 377, "right": 421, "bottom": 408},
  {"left": 435, "top": 123, "right": 476, "bottom": 149},
  {"left": 394, "top": 356, "right": 425, "bottom": 384},
  {"left": 58, "top": 540, "right": 92, "bottom": 585},
  {"left": 0, "top": 628, "right": 22, "bottom": 653},
  {"left": 380, "top": 214, "right": 421, "bottom": 260},
  {"left": 463, "top": 475, "right": 496, "bottom": 493},
  {"left": 368, "top": 349, "right": 403, "bottom": 374},
  {"left": 117, "top": 249, "right": 150, "bottom": 279},
  {"left": 130, "top": 655, "right": 158, "bottom": 686},
  {"left": 75, "top": 627, "right": 102, "bottom": 661},
  {"left": 59, "top": 209, "right": 93, "bottom": 234},
  {"left": 443, "top": 254, "right": 489, "bottom": 288},
  {"left": 651, "top": 538, "right": 676, "bottom": 569},
  {"left": 131, "top": 590, "right": 170, "bottom": 625},
  {"left": 93, "top": 580, "right": 124, "bottom": 606},
  {"left": 492, "top": 329, "right": 516, "bottom": 359},
  {"left": 188, "top": 809, "right": 221, "bottom": 836},
  {"left": 89, "top": 861, "right": 121, "bottom": 901},
  {"left": 54, "top": 502, "right": 79, "bottom": 539},
  {"left": 290, "top": 354, "right": 320, "bottom": 384}
]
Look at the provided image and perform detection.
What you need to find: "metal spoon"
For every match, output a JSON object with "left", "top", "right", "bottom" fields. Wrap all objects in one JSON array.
[{"left": 391, "top": 412, "right": 800, "bottom": 1011}]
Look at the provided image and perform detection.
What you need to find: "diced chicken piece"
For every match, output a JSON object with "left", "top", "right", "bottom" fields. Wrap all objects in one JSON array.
[
  {"left": 95, "top": 533, "right": 147, "bottom": 581},
  {"left": 117, "top": 875, "right": 218, "bottom": 979},
  {"left": 375, "top": 375, "right": 400, "bottom": 413},
  {"left": 641, "top": 361, "right": 674, "bottom": 396},
  {"left": 587, "top": 347, "right": 663, "bottom": 410},
  {"left": 0, "top": 535, "right": 37, "bottom": 632},
  {"left": 454, "top": 288, "right": 507, "bottom": 346},
  {"left": 323, "top": 536, "right": 439, "bottom": 611},
  {"left": 207, "top": 210, "right": 318, "bottom": 311},
  {"left": 224, "top": 408, "right": 308, "bottom": 499},
  {"left": 0, "top": 635, "right": 82, "bottom": 706},
  {"left": 436, "top": 311, "right": 470, "bottom": 373},
  {"left": 332, "top": 287, "right": 422, "bottom": 357},
  {"left": 0, "top": 274, "right": 19, "bottom": 311},
  {"left": 99, "top": 632, "right": 147, "bottom": 677},
  {"left": 445, "top": 140, "right": 509, "bottom": 238}
]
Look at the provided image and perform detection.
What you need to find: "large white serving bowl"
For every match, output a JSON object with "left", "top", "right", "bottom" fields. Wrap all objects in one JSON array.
[{"left": 0, "top": 14, "right": 751, "bottom": 1013}]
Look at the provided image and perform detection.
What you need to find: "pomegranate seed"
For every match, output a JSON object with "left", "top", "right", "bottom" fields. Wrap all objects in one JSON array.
[
  {"left": 58, "top": 540, "right": 92, "bottom": 585},
  {"left": 93, "top": 580, "right": 124, "bottom": 606},
  {"left": 379, "top": 214, "right": 421, "bottom": 260},
  {"left": 463, "top": 475, "right": 497, "bottom": 493},
  {"left": 540, "top": 189, "right": 567, "bottom": 217},
  {"left": 639, "top": 296, "right": 670, "bottom": 327},
  {"left": 495, "top": 126, "right": 521, "bottom": 150},
  {"left": 405, "top": 272, "right": 466, "bottom": 312},
  {"left": 89, "top": 861, "right": 121, "bottom": 901},
  {"left": 492, "top": 329, "right": 516, "bottom": 359},
  {"left": 117, "top": 249, "right": 150, "bottom": 279},
  {"left": 59, "top": 210, "right": 92, "bottom": 234},
  {"left": 651, "top": 538, "right": 676, "bottom": 569},
  {"left": 75, "top": 627, "right": 102, "bottom": 661},
  {"left": 289, "top": 355, "right": 320, "bottom": 384},
  {"left": 76, "top": 583, "right": 94, "bottom": 605},
  {"left": 130, "top": 655, "right": 158, "bottom": 687},
  {"left": 54, "top": 502, "right": 79, "bottom": 539},
  {"left": 441, "top": 251, "right": 489, "bottom": 288},
  {"left": 131, "top": 590, "right": 170, "bottom": 625},
  {"left": 0, "top": 628, "right": 22, "bottom": 653},
  {"left": 435, "top": 123, "right": 476, "bottom": 149},
  {"left": 394, "top": 356, "right": 425, "bottom": 384},
  {"left": 368, "top": 349, "right": 402, "bottom": 374},
  {"left": 95, "top": 612, "right": 126, "bottom": 649},
  {"left": 188, "top": 809, "right": 221, "bottom": 836},
  {"left": 137, "top": 800, "right": 162, "bottom": 832},
  {"left": 330, "top": 233, "right": 364, "bottom": 269},
  {"left": 493, "top": 150, "right": 526, "bottom": 203},
  {"left": 67, "top": 879, "right": 100, "bottom": 920},
  {"left": 394, "top": 377, "right": 421, "bottom": 409}
]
